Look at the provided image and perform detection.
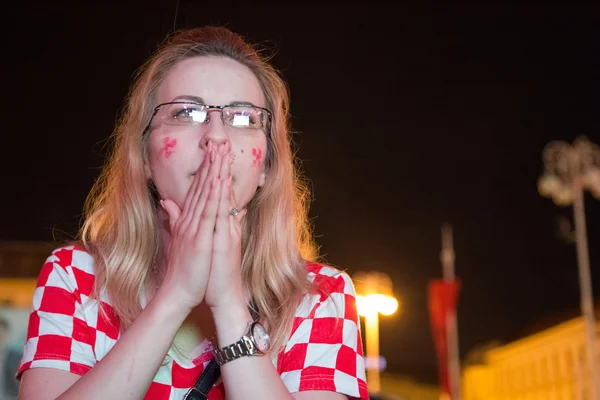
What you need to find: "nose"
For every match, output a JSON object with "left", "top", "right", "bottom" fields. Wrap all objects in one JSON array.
[{"left": 200, "top": 109, "right": 229, "bottom": 149}]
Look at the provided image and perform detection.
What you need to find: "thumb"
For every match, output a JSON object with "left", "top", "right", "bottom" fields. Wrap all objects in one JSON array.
[{"left": 160, "top": 199, "right": 181, "bottom": 231}]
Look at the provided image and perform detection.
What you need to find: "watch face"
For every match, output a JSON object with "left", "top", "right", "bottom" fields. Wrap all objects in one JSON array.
[{"left": 252, "top": 322, "right": 271, "bottom": 353}]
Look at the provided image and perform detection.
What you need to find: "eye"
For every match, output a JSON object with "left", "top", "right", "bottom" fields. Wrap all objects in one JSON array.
[
  {"left": 225, "top": 107, "right": 263, "bottom": 128},
  {"left": 171, "top": 105, "right": 207, "bottom": 124}
]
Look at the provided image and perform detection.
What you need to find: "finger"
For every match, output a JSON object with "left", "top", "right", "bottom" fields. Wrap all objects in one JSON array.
[
  {"left": 218, "top": 142, "right": 232, "bottom": 180},
  {"left": 230, "top": 208, "right": 246, "bottom": 238},
  {"left": 236, "top": 208, "right": 247, "bottom": 222},
  {"left": 215, "top": 177, "right": 232, "bottom": 249},
  {"left": 161, "top": 199, "right": 182, "bottom": 233},
  {"left": 189, "top": 143, "right": 224, "bottom": 225},
  {"left": 227, "top": 163, "right": 237, "bottom": 209},
  {"left": 180, "top": 143, "right": 213, "bottom": 232},
  {"left": 195, "top": 177, "right": 221, "bottom": 246},
  {"left": 217, "top": 146, "right": 232, "bottom": 240},
  {"left": 197, "top": 140, "right": 215, "bottom": 189},
  {"left": 227, "top": 175, "right": 240, "bottom": 235},
  {"left": 182, "top": 142, "right": 212, "bottom": 217},
  {"left": 208, "top": 142, "right": 225, "bottom": 181}
]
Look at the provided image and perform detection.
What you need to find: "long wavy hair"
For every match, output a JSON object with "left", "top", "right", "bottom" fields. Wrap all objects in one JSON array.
[{"left": 79, "top": 26, "right": 318, "bottom": 354}]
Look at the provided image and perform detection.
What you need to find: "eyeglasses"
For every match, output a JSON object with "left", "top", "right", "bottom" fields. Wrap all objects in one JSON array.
[{"left": 144, "top": 101, "right": 272, "bottom": 136}]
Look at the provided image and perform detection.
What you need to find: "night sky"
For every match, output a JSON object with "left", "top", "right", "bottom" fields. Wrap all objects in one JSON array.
[{"left": 1, "top": 3, "right": 598, "bottom": 384}]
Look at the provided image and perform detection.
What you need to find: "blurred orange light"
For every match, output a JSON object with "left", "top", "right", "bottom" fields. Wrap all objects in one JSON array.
[{"left": 356, "top": 294, "right": 399, "bottom": 317}]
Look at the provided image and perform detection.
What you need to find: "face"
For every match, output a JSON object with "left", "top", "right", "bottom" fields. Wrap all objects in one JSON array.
[{"left": 145, "top": 56, "right": 268, "bottom": 211}]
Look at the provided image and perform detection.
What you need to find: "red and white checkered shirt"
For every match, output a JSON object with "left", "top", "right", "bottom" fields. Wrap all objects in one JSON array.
[{"left": 17, "top": 246, "right": 369, "bottom": 399}]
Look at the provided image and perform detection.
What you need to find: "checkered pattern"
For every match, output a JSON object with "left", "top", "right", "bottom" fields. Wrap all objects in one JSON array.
[
  {"left": 17, "top": 246, "right": 369, "bottom": 399},
  {"left": 278, "top": 262, "right": 369, "bottom": 398}
]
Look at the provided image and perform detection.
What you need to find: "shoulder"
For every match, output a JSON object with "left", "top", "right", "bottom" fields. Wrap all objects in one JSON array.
[
  {"left": 45, "top": 244, "right": 95, "bottom": 271},
  {"left": 306, "top": 261, "right": 357, "bottom": 299},
  {"left": 17, "top": 245, "right": 117, "bottom": 379},
  {"left": 36, "top": 244, "right": 97, "bottom": 298},
  {"left": 289, "top": 262, "right": 359, "bottom": 323},
  {"left": 278, "top": 263, "right": 368, "bottom": 398}
]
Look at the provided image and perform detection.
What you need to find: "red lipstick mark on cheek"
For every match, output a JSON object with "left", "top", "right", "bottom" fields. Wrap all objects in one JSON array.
[
  {"left": 159, "top": 137, "right": 177, "bottom": 158},
  {"left": 251, "top": 148, "right": 263, "bottom": 167}
]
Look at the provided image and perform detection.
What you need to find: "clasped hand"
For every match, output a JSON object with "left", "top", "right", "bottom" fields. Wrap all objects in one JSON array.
[{"left": 160, "top": 141, "right": 245, "bottom": 313}]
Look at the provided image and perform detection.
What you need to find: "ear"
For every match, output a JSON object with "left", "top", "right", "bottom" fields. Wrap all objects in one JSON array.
[{"left": 258, "top": 169, "right": 267, "bottom": 187}]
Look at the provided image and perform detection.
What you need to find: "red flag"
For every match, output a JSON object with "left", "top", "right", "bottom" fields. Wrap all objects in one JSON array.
[{"left": 428, "top": 279, "right": 461, "bottom": 395}]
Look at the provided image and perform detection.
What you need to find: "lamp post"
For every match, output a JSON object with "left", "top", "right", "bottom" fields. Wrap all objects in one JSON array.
[
  {"left": 441, "top": 224, "right": 461, "bottom": 400},
  {"left": 353, "top": 271, "right": 399, "bottom": 395},
  {"left": 538, "top": 136, "right": 600, "bottom": 400}
]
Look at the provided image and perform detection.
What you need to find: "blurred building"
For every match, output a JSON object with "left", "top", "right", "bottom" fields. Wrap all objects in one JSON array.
[
  {"left": 0, "top": 241, "right": 56, "bottom": 307},
  {"left": 462, "top": 312, "right": 600, "bottom": 400},
  {"left": 0, "top": 241, "right": 57, "bottom": 399},
  {"left": 379, "top": 372, "right": 440, "bottom": 400}
]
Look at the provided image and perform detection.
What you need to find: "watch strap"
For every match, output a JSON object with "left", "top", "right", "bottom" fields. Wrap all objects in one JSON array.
[
  {"left": 184, "top": 302, "right": 259, "bottom": 399},
  {"left": 183, "top": 358, "right": 220, "bottom": 400},
  {"left": 213, "top": 322, "right": 257, "bottom": 365}
]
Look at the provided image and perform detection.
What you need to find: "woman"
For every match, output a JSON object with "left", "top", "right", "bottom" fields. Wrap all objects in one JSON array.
[{"left": 17, "top": 26, "right": 369, "bottom": 400}]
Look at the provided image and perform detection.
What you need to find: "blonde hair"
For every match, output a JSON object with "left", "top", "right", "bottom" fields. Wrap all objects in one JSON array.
[{"left": 79, "top": 26, "right": 318, "bottom": 354}]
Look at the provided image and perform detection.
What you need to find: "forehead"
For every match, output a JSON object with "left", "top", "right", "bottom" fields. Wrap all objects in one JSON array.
[{"left": 156, "top": 56, "right": 265, "bottom": 107}]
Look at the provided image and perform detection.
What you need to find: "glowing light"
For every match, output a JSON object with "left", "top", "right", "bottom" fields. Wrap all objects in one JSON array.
[
  {"left": 356, "top": 294, "right": 399, "bottom": 317},
  {"left": 232, "top": 114, "right": 250, "bottom": 126},
  {"left": 537, "top": 174, "right": 562, "bottom": 198},
  {"left": 364, "top": 355, "right": 387, "bottom": 371}
]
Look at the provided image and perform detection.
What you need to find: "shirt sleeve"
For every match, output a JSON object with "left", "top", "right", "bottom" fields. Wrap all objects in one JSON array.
[
  {"left": 17, "top": 246, "right": 100, "bottom": 378},
  {"left": 278, "top": 267, "right": 369, "bottom": 399}
]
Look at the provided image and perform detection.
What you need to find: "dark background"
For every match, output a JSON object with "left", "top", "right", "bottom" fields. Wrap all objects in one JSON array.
[{"left": 0, "top": 3, "right": 598, "bottom": 384}]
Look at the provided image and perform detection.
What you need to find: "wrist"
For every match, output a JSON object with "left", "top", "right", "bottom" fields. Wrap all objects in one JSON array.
[
  {"left": 152, "top": 284, "right": 195, "bottom": 321},
  {"left": 211, "top": 300, "right": 253, "bottom": 348},
  {"left": 209, "top": 292, "right": 248, "bottom": 320}
]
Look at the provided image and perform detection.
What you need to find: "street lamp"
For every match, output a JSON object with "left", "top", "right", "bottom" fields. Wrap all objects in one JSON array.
[
  {"left": 538, "top": 136, "right": 600, "bottom": 400},
  {"left": 353, "top": 271, "right": 399, "bottom": 396}
]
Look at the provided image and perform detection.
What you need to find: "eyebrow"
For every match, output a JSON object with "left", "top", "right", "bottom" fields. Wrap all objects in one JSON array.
[
  {"left": 172, "top": 95, "right": 204, "bottom": 103},
  {"left": 170, "top": 95, "right": 259, "bottom": 107}
]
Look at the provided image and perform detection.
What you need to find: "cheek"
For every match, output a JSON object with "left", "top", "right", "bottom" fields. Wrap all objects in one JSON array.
[
  {"left": 250, "top": 147, "right": 264, "bottom": 168},
  {"left": 147, "top": 135, "right": 188, "bottom": 202},
  {"left": 149, "top": 135, "right": 178, "bottom": 164},
  {"left": 231, "top": 144, "right": 267, "bottom": 206},
  {"left": 236, "top": 141, "right": 266, "bottom": 169},
  {"left": 158, "top": 137, "right": 177, "bottom": 158}
]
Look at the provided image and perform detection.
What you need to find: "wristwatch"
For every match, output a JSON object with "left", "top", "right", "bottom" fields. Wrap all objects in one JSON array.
[{"left": 212, "top": 321, "right": 271, "bottom": 366}]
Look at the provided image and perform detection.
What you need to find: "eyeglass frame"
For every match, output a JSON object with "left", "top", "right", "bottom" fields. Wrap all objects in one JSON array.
[{"left": 142, "top": 101, "right": 273, "bottom": 138}]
